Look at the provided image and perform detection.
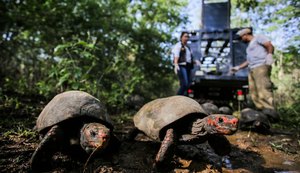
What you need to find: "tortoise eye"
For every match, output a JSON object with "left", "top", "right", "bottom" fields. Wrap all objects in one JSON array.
[{"left": 218, "top": 117, "right": 224, "bottom": 123}]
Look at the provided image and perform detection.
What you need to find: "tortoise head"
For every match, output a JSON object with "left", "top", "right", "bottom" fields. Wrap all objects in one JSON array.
[
  {"left": 204, "top": 114, "right": 238, "bottom": 135},
  {"left": 80, "top": 123, "right": 111, "bottom": 154}
]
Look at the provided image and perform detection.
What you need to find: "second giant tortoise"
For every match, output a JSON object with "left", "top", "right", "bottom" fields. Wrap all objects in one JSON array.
[{"left": 130, "top": 96, "right": 239, "bottom": 168}]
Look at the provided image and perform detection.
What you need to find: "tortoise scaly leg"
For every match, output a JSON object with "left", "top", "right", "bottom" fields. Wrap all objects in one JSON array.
[
  {"left": 30, "top": 125, "right": 64, "bottom": 172},
  {"left": 154, "top": 128, "right": 176, "bottom": 167}
]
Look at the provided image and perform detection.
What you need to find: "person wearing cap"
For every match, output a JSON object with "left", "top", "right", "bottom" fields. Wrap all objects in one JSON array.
[
  {"left": 172, "top": 31, "right": 200, "bottom": 96},
  {"left": 231, "top": 28, "right": 279, "bottom": 131}
]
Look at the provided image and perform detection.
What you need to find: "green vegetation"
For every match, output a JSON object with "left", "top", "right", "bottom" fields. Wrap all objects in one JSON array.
[
  {"left": 0, "top": 0, "right": 186, "bottom": 113},
  {"left": 0, "top": 0, "right": 299, "bottom": 130}
]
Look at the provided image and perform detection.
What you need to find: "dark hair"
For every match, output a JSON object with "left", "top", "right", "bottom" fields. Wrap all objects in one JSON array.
[{"left": 180, "top": 31, "right": 189, "bottom": 41}]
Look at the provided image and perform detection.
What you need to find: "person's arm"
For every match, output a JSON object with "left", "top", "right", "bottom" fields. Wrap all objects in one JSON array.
[
  {"left": 174, "top": 56, "right": 179, "bottom": 65},
  {"left": 173, "top": 43, "right": 181, "bottom": 65},
  {"left": 238, "top": 61, "right": 249, "bottom": 69},
  {"left": 174, "top": 56, "right": 180, "bottom": 74},
  {"left": 263, "top": 41, "right": 275, "bottom": 65},
  {"left": 231, "top": 61, "right": 249, "bottom": 72},
  {"left": 263, "top": 41, "right": 274, "bottom": 54},
  {"left": 173, "top": 44, "right": 180, "bottom": 74}
]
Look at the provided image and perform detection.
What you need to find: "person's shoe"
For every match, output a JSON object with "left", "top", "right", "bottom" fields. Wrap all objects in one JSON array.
[{"left": 262, "top": 108, "right": 280, "bottom": 123}]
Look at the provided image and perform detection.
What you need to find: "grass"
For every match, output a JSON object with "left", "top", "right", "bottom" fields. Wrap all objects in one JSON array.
[{"left": 3, "top": 126, "right": 37, "bottom": 139}]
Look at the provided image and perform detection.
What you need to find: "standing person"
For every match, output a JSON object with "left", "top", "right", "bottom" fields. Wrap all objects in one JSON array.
[
  {"left": 173, "top": 32, "right": 199, "bottom": 96},
  {"left": 231, "top": 28, "right": 279, "bottom": 129}
]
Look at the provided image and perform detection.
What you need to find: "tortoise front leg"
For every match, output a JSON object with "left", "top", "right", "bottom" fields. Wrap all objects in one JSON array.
[
  {"left": 30, "top": 125, "right": 64, "bottom": 172},
  {"left": 154, "top": 128, "right": 176, "bottom": 166}
]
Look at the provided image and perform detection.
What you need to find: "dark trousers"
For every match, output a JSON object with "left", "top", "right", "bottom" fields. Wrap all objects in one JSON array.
[{"left": 176, "top": 65, "right": 192, "bottom": 96}]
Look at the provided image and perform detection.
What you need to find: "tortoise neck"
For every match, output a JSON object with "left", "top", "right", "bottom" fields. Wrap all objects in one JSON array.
[
  {"left": 80, "top": 123, "right": 90, "bottom": 152},
  {"left": 191, "top": 118, "right": 208, "bottom": 136}
]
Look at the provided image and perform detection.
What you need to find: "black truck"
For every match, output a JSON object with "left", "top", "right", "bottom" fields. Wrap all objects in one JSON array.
[{"left": 186, "top": 0, "right": 250, "bottom": 109}]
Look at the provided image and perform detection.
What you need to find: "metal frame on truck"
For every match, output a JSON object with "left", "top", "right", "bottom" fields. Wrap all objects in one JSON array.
[{"left": 186, "top": 0, "right": 251, "bottom": 109}]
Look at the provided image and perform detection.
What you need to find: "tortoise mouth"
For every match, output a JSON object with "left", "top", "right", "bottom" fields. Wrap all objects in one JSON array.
[
  {"left": 217, "top": 126, "right": 238, "bottom": 135},
  {"left": 84, "top": 138, "right": 110, "bottom": 154},
  {"left": 93, "top": 136, "right": 110, "bottom": 148}
]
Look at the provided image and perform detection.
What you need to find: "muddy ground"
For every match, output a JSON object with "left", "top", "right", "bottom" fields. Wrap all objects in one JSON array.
[{"left": 1, "top": 112, "right": 300, "bottom": 173}]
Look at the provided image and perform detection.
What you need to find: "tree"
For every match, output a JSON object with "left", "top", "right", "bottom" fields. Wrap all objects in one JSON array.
[
  {"left": 0, "top": 0, "right": 188, "bottom": 111},
  {"left": 232, "top": 0, "right": 299, "bottom": 52}
]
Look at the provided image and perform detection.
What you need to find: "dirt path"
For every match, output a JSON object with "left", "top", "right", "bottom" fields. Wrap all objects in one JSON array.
[
  {"left": 223, "top": 130, "right": 300, "bottom": 173},
  {"left": 1, "top": 117, "right": 299, "bottom": 173}
]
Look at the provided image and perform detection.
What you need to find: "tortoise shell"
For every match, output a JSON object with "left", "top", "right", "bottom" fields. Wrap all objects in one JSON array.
[
  {"left": 133, "top": 96, "right": 208, "bottom": 141},
  {"left": 36, "top": 91, "right": 112, "bottom": 133},
  {"left": 201, "top": 102, "right": 219, "bottom": 115}
]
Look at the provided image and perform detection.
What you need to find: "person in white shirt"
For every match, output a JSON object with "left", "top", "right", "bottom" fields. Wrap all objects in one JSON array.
[
  {"left": 231, "top": 28, "right": 279, "bottom": 130},
  {"left": 173, "top": 32, "right": 195, "bottom": 96}
]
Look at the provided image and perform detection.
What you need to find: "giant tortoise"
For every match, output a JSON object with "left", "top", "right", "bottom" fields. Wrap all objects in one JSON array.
[
  {"left": 30, "top": 91, "right": 118, "bottom": 171},
  {"left": 129, "top": 96, "right": 239, "bottom": 168}
]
